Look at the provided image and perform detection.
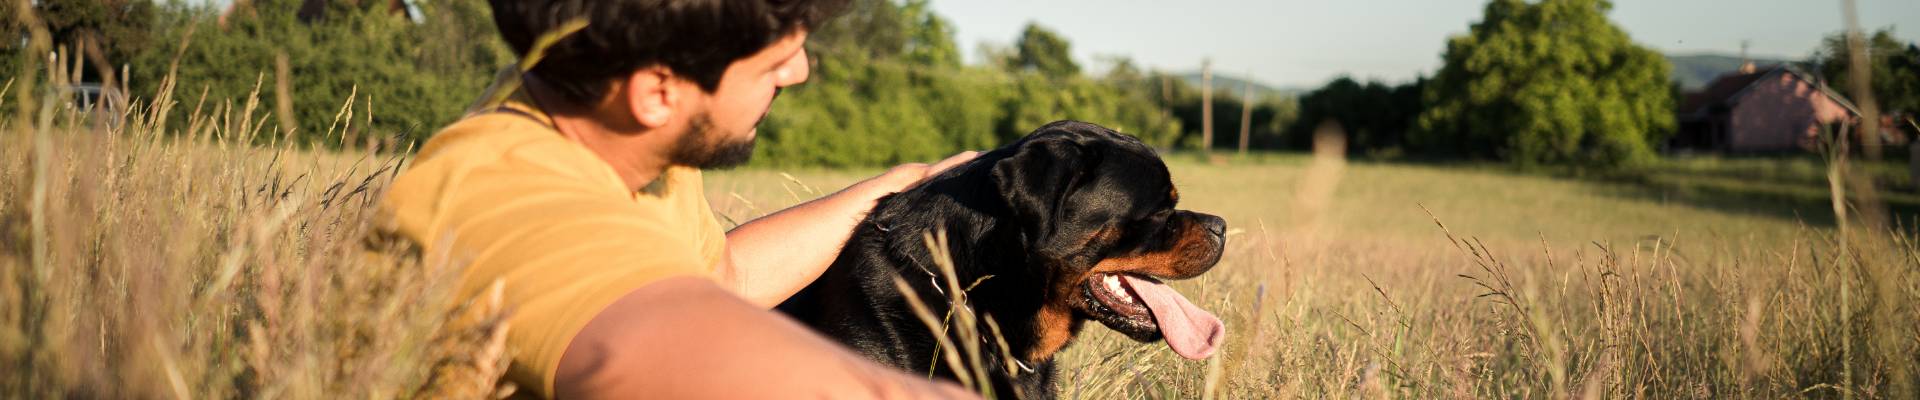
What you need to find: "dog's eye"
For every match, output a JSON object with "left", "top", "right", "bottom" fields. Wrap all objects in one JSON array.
[{"left": 1141, "top": 209, "right": 1173, "bottom": 225}]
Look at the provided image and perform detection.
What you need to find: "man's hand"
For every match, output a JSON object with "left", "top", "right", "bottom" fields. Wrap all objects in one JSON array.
[
  {"left": 717, "top": 151, "right": 980, "bottom": 307},
  {"left": 864, "top": 151, "right": 982, "bottom": 194}
]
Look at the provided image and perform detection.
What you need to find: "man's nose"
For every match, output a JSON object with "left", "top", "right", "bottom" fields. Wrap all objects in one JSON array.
[{"left": 776, "top": 48, "right": 811, "bottom": 87}]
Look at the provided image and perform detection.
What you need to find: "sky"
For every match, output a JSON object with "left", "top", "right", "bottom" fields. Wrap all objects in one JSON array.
[{"left": 926, "top": 0, "right": 1920, "bottom": 89}]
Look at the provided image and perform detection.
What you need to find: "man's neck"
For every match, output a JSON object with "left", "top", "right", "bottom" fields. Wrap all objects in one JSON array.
[{"left": 523, "top": 78, "right": 671, "bottom": 193}]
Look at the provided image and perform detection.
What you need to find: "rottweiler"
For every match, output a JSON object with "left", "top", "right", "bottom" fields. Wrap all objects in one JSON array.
[{"left": 777, "top": 120, "right": 1227, "bottom": 399}]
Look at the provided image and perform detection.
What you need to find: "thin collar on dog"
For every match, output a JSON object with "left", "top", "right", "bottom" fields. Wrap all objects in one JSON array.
[
  {"left": 1013, "top": 358, "right": 1036, "bottom": 373},
  {"left": 910, "top": 263, "right": 1040, "bottom": 376}
]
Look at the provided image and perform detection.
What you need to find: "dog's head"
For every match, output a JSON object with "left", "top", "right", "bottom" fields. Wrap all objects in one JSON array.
[{"left": 986, "top": 120, "right": 1226, "bottom": 362}]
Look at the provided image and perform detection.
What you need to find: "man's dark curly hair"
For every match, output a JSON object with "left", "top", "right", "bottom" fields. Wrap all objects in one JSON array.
[{"left": 488, "top": 0, "right": 847, "bottom": 106}]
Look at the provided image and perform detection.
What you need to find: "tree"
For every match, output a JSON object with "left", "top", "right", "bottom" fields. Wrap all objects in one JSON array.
[
  {"left": 126, "top": 0, "right": 505, "bottom": 147},
  {"left": 809, "top": 0, "right": 910, "bottom": 60},
  {"left": 759, "top": 1, "right": 1179, "bottom": 166},
  {"left": 805, "top": 0, "right": 957, "bottom": 69},
  {"left": 414, "top": 0, "right": 514, "bottom": 80},
  {"left": 1010, "top": 23, "right": 1079, "bottom": 79},
  {"left": 5, "top": 0, "right": 155, "bottom": 96},
  {"left": 1814, "top": 28, "right": 1920, "bottom": 117},
  {"left": 1286, "top": 77, "right": 1424, "bottom": 155},
  {"left": 899, "top": 0, "right": 960, "bottom": 68},
  {"left": 1412, "top": 0, "right": 1673, "bottom": 171}
]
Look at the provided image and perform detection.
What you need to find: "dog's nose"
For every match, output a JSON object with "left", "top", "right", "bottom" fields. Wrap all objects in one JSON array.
[{"left": 1199, "top": 214, "right": 1226, "bottom": 237}]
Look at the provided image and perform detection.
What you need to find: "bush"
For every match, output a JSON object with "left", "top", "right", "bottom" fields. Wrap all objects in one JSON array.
[
  {"left": 1412, "top": 0, "right": 1674, "bottom": 172},
  {"left": 19, "top": 0, "right": 1182, "bottom": 166},
  {"left": 756, "top": 12, "right": 1180, "bottom": 166},
  {"left": 1283, "top": 77, "right": 1423, "bottom": 155},
  {"left": 125, "top": 0, "right": 510, "bottom": 148}
]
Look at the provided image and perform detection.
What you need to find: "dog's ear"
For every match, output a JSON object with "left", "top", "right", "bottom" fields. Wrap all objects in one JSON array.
[{"left": 991, "top": 134, "right": 1093, "bottom": 261}]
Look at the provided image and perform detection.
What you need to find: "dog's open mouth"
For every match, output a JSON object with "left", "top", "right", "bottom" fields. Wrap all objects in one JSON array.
[{"left": 1082, "top": 273, "right": 1225, "bottom": 360}]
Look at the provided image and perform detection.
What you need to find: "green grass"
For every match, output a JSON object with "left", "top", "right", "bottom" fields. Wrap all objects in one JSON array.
[{"left": 1639, "top": 155, "right": 1920, "bottom": 228}]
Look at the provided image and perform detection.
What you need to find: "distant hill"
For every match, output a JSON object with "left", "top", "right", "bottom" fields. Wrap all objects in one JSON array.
[
  {"left": 1175, "top": 72, "right": 1306, "bottom": 99},
  {"left": 1666, "top": 53, "right": 1805, "bottom": 91}
]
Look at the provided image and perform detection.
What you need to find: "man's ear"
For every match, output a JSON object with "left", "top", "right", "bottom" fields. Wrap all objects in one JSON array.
[{"left": 620, "top": 66, "right": 681, "bottom": 129}]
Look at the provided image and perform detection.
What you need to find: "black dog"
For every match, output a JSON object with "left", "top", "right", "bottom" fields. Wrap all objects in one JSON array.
[{"left": 777, "top": 120, "right": 1228, "bottom": 398}]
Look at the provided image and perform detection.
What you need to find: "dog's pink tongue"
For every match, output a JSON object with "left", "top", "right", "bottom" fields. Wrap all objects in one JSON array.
[{"left": 1121, "top": 275, "right": 1225, "bottom": 360}]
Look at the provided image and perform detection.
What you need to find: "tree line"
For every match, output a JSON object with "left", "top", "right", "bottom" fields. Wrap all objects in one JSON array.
[
  {"left": 4, "top": 0, "right": 512, "bottom": 147},
  {"left": 5, "top": 0, "right": 1913, "bottom": 172}
]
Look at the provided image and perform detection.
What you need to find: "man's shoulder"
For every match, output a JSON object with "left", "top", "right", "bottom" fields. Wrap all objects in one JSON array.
[
  {"left": 403, "top": 112, "right": 623, "bottom": 192},
  {"left": 380, "top": 112, "right": 635, "bottom": 242},
  {"left": 416, "top": 112, "right": 557, "bottom": 164}
]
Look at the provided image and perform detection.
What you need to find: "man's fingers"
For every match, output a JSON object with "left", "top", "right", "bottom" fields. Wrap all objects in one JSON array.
[
  {"left": 926, "top": 151, "right": 979, "bottom": 177},
  {"left": 871, "top": 151, "right": 978, "bottom": 195},
  {"left": 890, "top": 162, "right": 931, "bottom": 177}
]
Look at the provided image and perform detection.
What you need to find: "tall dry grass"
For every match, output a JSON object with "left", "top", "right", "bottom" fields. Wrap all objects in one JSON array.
[
  {"left": 1033, "top": 91, "right": 1918, "bottom": 398},
  {"left": 711, "top": 131, "right": 1920, "bottom": 399},
  {"left": 8, "top": 60, "right": 1919, "bottom": 400},
  {"left": 1039, "top": 130, "right": 1920, "bottom": 398},
  {"left": 5, "top": 4, "right": 1917, "bottom": 399},
  {"left": 1, "top": 44, "right": 512, "bottom": 397},
  {"left": 6, "top": 74, "right": 1918, "bottom": 400}
]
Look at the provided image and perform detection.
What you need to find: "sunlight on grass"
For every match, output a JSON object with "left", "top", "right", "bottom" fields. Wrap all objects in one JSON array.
[
  {"left": 2, "top": 72, "right": 513, "bottom": 397},
  {"left": 711, "top": 152, "right": 1919, "bottom": 399},
  {"left": 4, "top": 58, "right": 1916, "bottom": 400}
]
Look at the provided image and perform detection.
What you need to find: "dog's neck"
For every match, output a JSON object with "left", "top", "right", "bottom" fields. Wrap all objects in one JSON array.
[
  {"left": 850, "top": 165, "right": 1075, "bottom": 398},
  {"left": 875, "top": 213, "right": 1063, "bottom": 363}
]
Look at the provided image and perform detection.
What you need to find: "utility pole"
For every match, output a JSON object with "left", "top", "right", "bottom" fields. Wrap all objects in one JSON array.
[
  {"left": 1740, "top": 40, "right": 1750, "bottom": 65},
  {"left": 1200, "top": 58, "right": 1213, "bottom": 153},
  {"left": 1238, "top": 75, "right": 1253, "bottom": 155}
]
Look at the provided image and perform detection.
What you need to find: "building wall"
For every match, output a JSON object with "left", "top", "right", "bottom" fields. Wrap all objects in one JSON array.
[{"left": 1726, "top": 73, "right": 1852, "bottom": 151}]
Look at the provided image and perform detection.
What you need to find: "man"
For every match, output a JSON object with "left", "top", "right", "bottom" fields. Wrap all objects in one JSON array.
[{"left": 379, "top": 0, "right": 979, "bottom": 398}]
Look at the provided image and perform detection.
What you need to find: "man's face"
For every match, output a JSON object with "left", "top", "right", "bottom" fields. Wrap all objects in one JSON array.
[{"left": 670, "top": 31, "right": 811, "bottom": 169}]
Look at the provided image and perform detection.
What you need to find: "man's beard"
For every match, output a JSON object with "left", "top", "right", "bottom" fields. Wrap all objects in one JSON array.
[{"left": 668, "top": 112, "right": 755, "bottom": 170}]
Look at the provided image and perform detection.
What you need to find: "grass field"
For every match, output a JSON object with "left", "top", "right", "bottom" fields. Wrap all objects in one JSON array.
[
  {"left": 709, "top": 152, "right": 1919, "bottom": 399},
  {"left": 4, "top": 89, "right": 1918, "bottom": 398}
]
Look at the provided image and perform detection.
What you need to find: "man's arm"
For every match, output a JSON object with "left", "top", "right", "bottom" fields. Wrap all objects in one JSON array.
[
  {"left": 717, "top": 151, "right": 978, "bottom": 307},
  {"left": 555, "top": 276, "right": 977, "bottom": 399}
]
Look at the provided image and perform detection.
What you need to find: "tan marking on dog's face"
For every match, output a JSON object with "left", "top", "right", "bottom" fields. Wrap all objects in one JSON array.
[
  {"left": 1089, "top": 218, "right": 1219, "bottom": 279},
  {"left": 1025, "top": 211, "right": 1222, "bottom": 361},
  {"left": 1026, "top": 303, "right": 1083, "bottom": 361}
]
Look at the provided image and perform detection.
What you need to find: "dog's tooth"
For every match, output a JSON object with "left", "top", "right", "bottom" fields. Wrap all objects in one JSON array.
[{"left": 1104, "top": 274, "right": 1125, "bottom": 294}]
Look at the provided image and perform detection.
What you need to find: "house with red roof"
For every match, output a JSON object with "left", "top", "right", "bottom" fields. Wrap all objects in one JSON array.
[{"left": 1669, "top": 63, "right": 1869, "bottom": 152}]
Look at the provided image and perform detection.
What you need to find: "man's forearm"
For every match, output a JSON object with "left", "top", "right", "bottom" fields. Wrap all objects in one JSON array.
[
  {"left": 721, "top": 174, "right": 901, "bottom": 307},
  {"left": 721, "top": 152, "right": 978, "bottom": 308},
  {"left": 556, "top": 277, "right": 976, "bottom": 400}
]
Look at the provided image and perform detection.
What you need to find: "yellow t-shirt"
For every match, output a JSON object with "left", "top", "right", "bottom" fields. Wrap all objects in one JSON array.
[{"left": 380, "top": 100, "right": 727, "bottom": 398}]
